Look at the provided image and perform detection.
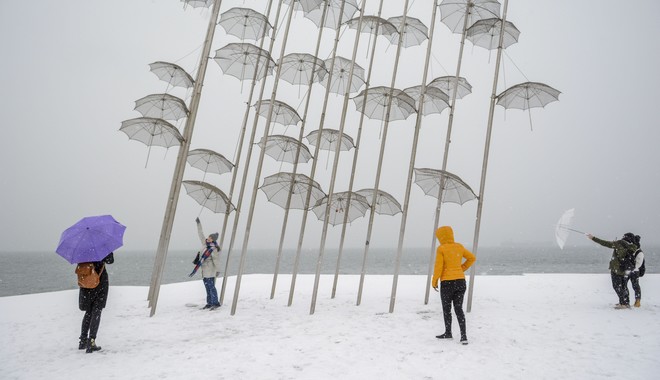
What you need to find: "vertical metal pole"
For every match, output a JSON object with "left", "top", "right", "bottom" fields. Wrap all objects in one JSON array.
[
  {"left": 466, "top": 0, "right": 509, "bottom": 313},
  {"left": 310, "top": 0, "right": 365, "bottom": 315},
  {"left": 332, "top": 0, "right": 385, "bottom": 299},
  {"left": 231, "top": 0, "right": 297, "bottom": 316},
  {"left": 356, "top": 0, "right": 410, "bottom": 307},
  {"left": 218, "top": 0, "right": 275, "bottom": 306},
  {"left": 423, "top": 3, "right": 473, "bottom": 305},
  {"left": 147, "top": 0, "right": 223, "bottom": 317},
  {"left": 389, "top": 0, "right": 439, "bottom": 314}
]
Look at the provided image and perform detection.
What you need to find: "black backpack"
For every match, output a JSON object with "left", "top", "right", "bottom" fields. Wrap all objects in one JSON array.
[{"left": 620, "top": 248, "right": 636, "bottom": 272}]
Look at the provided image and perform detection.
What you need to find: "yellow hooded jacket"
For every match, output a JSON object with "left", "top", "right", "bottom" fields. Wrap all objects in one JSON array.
[{"left": 432, "top": 226, "right": 476, "bottom": 288}]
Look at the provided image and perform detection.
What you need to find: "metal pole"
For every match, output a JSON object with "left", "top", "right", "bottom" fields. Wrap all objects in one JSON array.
[
  {"left": 310, "top": 0, "right": 365, "bottom": 315},
  {"left": 390, "top": 0, "right": 439, "bottom": 314},
  {"left": 271, "top": 3, "right": 330, "bottom": 300},
  {"left": 218, "top": 0, "right": 275, "bottom": 306},
  {"left": 231, "top": 0, "right": 297, "bottom": 316},
  {"left": 288, "top": 0, "right": 347, "bottom": 307},
  {"left": 466, "top": 0, "right": 509, "bottom": 313},
  {"left": 332, "top": 0, "right": 385, "bottom": 299},
  {"left": 147, "top": 0, "right": 223, "bottom": 316},
  {"left": 356, "top": 0, "right": 410, "bottom": 307},
  {"left": 423, "top": 3, "right": 472, "bottom": 305}
]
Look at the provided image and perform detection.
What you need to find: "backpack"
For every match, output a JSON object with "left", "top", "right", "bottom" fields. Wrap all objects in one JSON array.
[
  {"left": 620, "top": 249, "right": 636, "bottom": 272},
  {"left": 75, "top": 262, "right": 104, "bottom": 289}
]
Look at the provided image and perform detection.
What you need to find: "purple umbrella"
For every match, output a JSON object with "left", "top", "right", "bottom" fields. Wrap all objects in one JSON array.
[{"left": 56, "top": 215, "right": 126, "bottom": 264}]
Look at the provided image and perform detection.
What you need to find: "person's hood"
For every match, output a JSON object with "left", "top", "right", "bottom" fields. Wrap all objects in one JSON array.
[{"left": 436, "top": 226, "right": 455, "bottom": 245}]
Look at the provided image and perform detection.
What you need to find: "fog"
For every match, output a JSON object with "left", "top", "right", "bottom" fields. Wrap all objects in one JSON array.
[{"left": 1, "top": 0, "right": 658, "bottom": 255}]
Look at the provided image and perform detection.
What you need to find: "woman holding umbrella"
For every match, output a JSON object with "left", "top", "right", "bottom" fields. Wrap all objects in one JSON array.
[{"left": 78, "top": 252, "right": 114, "bottom": 353}]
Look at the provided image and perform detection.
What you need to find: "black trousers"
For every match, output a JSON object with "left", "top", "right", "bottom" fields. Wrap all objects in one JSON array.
[
  {"left": 610, "top": 272, "right": 630, "bottom": 305},
  {"left": 81, "top": 302, "right": 103, "bottom": 340},
  {"left": 629, "top": 273, "right": 641, "bottom": 301},
  {"left": 440, "top": 279, "right": 467, "bottom": 338}
]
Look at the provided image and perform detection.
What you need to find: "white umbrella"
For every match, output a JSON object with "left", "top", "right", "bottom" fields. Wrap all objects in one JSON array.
[{"left": 555, "top": 208, "right": 585, "bottom": 250}]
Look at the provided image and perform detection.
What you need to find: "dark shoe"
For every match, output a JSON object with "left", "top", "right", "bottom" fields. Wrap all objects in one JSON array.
[
  {"left": 435, "top": 333, "right": 453, "bottom": 339},
  {"left": 460, "top": 337, "right": 469, "bottom": 345},
  {"left": 78, "top": 337, "right": 87, "bottom": 350},
  {"left": 201, "top": 305, "right": 212, "bottom": 310},
  {"left": 209, "top": 304, "right": 221, "bottom": 311},
  {"left": 86, "top": 339, "right": 102, "bottom": 353}
]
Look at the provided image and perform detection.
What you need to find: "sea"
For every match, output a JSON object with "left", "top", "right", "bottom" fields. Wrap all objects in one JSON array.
[{"left": 0, "top": 245, "right": 656, "bottom": 297}]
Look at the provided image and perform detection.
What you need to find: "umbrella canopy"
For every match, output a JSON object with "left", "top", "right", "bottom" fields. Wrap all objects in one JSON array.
[
  {"left": 304, "top": 0, "right": 359, "bottom": 29},
  {"left": 352, "top": 86, "right": 417, "bottom": 121},
  {"left": 181, "top": 0, "right": 214, "bottom": 8},
  {"left": 187, "top": 148, "right": 234, "bottom": 176},
  {"left": 466, "top": 18, "right": 520, "bottom": 50},
  {"left": 257, "top": 135, "right": 313, "bottom": 164},
  {"left": 56, "top": 215, "right": 126, "bottom": 264},
  {"left": 134, "top": 93, "right": 189, "bottom": 121},
  {"left": 148, "top": 61, "right": 194, "bottom": 89},
  {"left": 182, "top": 180, "right": 235, "bottom": 214},
  {"left": 427, "top": 76, "right": 472, "bottom": 100},
  {"left": 278, "top": 53, "right": 328, "bottom": 86},
  {"left": 496, "top": 81, "right": 561, "bottom": 130},
  {"left": 413, "top": 168, "right": 477, "bottom": 205},
  {"left": 119, "top": 117, "right": 184, "bottom": 148},
  {"left": 387, "top": 16, "right": 429, "bottom": 48},
  {"left": 403, "top": 85, "right": 451, "bottom": 116},
  {"left": 311, "top": 191, "right": 370, "bottom": 226},
  {"left": 259, "top": 172, "right": 326, "bottom": 210},
  {"left": 346, "top": 15, "right": 399, "bottom": 37},
  {"left": 320, "top": 56, "right": 365, "bottom": 95},
  {"left": 219, "top": 7, "right": 272, "bottom": 41},
  {"left": 355, "top": 189, "right": 402, "bottom": 216},
  {"left": 213, "top": 42, "right": 276, "bottom": 81},
  {"left": 305, "top": 129, "right": 355, "bottom": 152},
  {"left": 282, "top": 0, "right": 324, "bottom": 13},
  {"left": 555, "top": 208, "right": 575, "bottom": 250},
  {"left": 253, "top": 99, "right": 302, "bottom": 127},
  {"left": 438, "top": 0, "right": 501, "bottom": 33}
]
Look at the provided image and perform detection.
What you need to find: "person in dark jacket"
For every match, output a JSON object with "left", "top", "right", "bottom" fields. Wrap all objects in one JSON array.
[
  {"left": 587, "top": 232, "right": 638, "bottom": 309},
  {"left": 629, "top": 235, "right": 645, "bottom": 308},
  {"left": 79, "top": 252, "right": 114, "bottom": 353}
]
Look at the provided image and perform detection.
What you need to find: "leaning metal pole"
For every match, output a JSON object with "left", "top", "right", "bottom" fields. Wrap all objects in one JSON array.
[
  {"left": 466, "top": 0, "right": 509, "bottom": 312},
  {"left": 270, "top": 3, "right": 329, "bottom": 300},
  {"left": 231, "top": 0, "right": 297, "bottom": 316},
  {"left": 218, "top": 0, "right": 275, "bottom": 305},
  {"left": 148, "top": 0, "right": 223, "bottom": 317},
  {"left": 310, "top": 0, "right": 365, "bottom": 315},
  {"left": 288, "top": 0, "right": 348, "bottom": 308},
  {"left": 390, "top": 0, "right": 439, "bottom": 313},
  {"left": 356, "top": 0, "right": 410, "bottom": 307},
  {"left": 332, "top": 0, "right": 385, "bottom": 299},
  {"left": 423, "top": 2, "right": 473, "bottom": 305}
]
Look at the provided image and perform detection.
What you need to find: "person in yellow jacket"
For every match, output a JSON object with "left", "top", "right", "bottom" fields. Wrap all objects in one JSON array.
[{"left": 432, "top": 226, "right": 476, "bottom": 345}]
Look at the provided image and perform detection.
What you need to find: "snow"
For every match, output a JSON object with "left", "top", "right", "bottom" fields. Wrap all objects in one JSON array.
[{"left": 1, "top": 274, "right": 659, "bottom": 379}]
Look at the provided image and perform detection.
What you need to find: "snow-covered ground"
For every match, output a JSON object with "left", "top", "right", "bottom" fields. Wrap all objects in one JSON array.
[{"left": 1, "top": 274, "right": 659, "bottom": 379}]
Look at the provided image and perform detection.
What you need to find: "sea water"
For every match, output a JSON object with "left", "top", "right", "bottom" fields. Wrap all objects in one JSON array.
[{"left": 0, "top": 246, "right": 656, "bottom": 297}]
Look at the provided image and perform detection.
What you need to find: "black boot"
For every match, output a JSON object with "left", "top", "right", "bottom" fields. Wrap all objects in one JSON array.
[
  {"left": 86, "top": 338, "right": 102, "bottom": 353},
  {"left": 435, "top": 332, "right": 453, "bottom": 339},
  {"left": 78, "top": 337, "right": 87, "bottom": 350}
]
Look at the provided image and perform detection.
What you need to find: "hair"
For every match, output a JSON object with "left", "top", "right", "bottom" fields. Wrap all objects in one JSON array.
[{"left": 635, "top": 234, "right": 641, "bottom": 247}]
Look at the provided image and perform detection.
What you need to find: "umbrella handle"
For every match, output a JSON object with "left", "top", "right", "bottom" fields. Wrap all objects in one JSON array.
[{"left": 557, "top": 225, "right": 585, "bottom": 235}]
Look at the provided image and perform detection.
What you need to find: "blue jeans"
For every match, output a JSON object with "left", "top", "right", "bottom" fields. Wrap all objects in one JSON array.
[{"left": 203, "top": 277, "right": 220, "bottom": 306}]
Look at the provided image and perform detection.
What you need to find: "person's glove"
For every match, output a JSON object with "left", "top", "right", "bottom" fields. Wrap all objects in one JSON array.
[{"left": 195, "top": 217, "right": 200, "bottom": 223}]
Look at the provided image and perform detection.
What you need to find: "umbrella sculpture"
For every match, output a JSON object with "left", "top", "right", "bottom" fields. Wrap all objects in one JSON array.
[
  {"left": 304, "top": 0, "right": 359, "bottom": 29},
  {"left": 427, "top": 75, "right": 472, "bottom": 101},
  {"left": 466, "top": 17, "right": 520, "bottom": 50},
  {"left": 305, "top": 128, "right": 354, "bottom": 169},
  {"left": 386, "top": 16, "right": 429, "bottom": 48},
  {"left": 187, "top": 148, "right": 234, "bottom": 176},
  {"left": 278, "top": 53, "right": 328, "bottom": 87},
  {"left": 555, "top": 208, "right": 585, "bottom": 250},
  {"left": 346, "top": 15, "right": 399, "bottom": 58},
  {"left": 218, "top": 7, "right": 272, "bottom": 41},
  {"left": 56, "top": 215, "right": 126, "bottom": 264},
  {"left": 148, "top": 61, "right": 194, "bottom": 89},
  {"left": 253, "top": 99, "right": 302, "bottom": 128},
  {"left": 259, "top": 172, "right": 326, "bottom": 210},
  {"left": 257, "top": 135, "right": 313, "bottom": 164},
  {"left": 213, "top": 42, "right": 276, "bottom": 82},
  {"left": 352, "top": 86, "right": 417, "bottom": 121},
  {"left": 134, "top": 93, "right": 189, "bottom": 121},
  {"left": 320, "top": 56, "right": 365, "bottom": 95},
  {"left": 119, "top": 117, "right": 184, "bottom": 166},
  {"left": 403, "top": 85, "right": 450, "bottom": 116},
  {"left": 181, "top": 0, "right": 213, "bottom": 8},
  {"left": 311, "top": 191, "right": 370, "bottom": 226},
  {"left": 496, "top": 81, "right": 561, "bottom": 130},
  {"left": 182, "top": 180, "right": 235, "bottom": 214},
  {"left": 355, "top": 188, "right": 402, "bottom": 216},
  {"left": 438, "top": 0, "right": 502, "bottom": 33}
]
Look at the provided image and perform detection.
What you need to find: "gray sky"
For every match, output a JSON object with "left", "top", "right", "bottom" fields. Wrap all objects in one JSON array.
[{"left": 1, "top": 0, "right": 659, "bottom": 254}]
